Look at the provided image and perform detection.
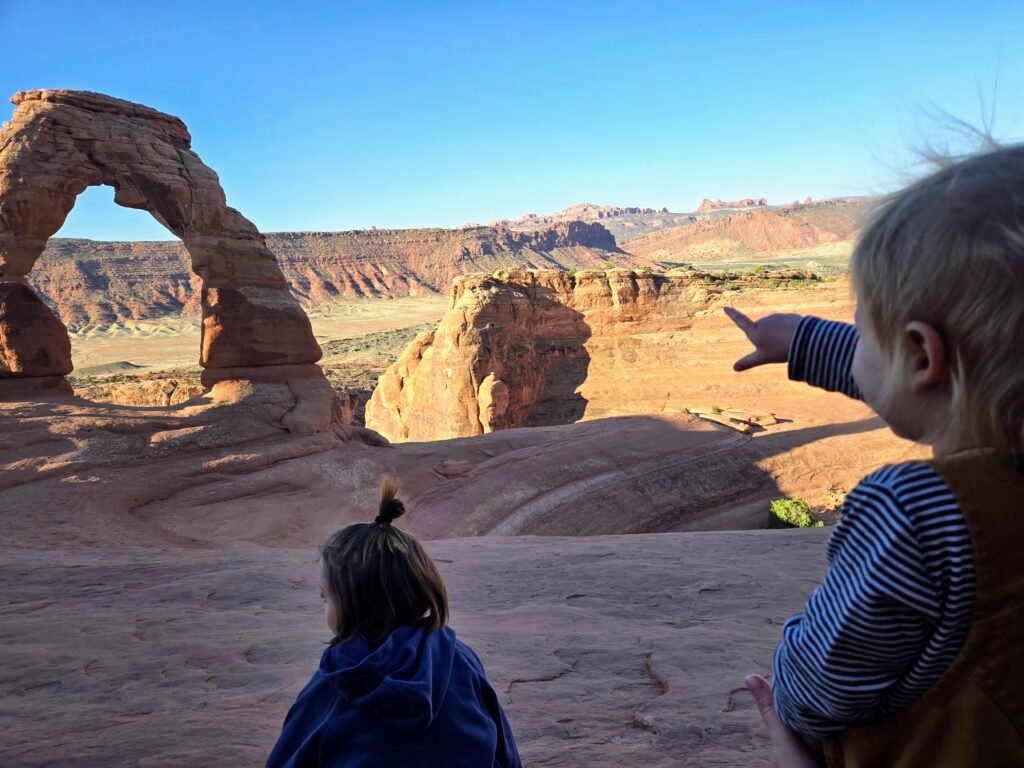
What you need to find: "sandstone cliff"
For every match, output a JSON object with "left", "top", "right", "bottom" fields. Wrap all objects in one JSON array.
[
  {"left": 31, "top": 221, "right": 634, "bottom": 327},
  {"left": 365, "top": 267, "right": 820, "bottom": 442}
]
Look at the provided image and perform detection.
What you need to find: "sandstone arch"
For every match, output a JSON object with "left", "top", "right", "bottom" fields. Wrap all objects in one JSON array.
[{"left": 0, "top": 89, "right": 322, "bottom": 400}]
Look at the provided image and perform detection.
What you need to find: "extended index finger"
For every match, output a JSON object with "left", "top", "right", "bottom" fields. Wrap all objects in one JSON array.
[{"left": 724, "top": 306, "right": 755, "bottom": 335}]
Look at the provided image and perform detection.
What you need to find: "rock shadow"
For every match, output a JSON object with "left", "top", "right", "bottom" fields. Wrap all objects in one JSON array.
[{"left": 522, "top": 284, "right": 592, "bottom": 427}]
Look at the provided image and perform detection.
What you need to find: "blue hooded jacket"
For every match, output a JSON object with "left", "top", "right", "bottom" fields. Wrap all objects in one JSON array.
[{"left": 267, "top": 624, "right": 521, "bottom": 767}]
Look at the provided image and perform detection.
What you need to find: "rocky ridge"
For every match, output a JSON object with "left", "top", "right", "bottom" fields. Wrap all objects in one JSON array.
[
  {"left": 33, "top": 221, "right": 636, "bottom": 327},
  {"left": 490, "top": 203, "right": 668, "bottom": 229},
  {"left": 621, "top": 199, "right": 872, "bottom": 262},
  {"left": 696, "top": 198, "right": 768, "bottom": 212}
]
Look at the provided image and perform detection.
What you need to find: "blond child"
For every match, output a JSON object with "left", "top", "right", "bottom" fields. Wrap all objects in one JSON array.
[
  {"left": 728, "top": 143, "right": 1024, "bottom": 766},
  {"left": 267, "top": 481, "right": 521, "bottom": 768}
]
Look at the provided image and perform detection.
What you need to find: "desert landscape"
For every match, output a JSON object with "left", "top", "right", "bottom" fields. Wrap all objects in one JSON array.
[{"left": 0, "top": 88, "right": 924, "bottom": 768}]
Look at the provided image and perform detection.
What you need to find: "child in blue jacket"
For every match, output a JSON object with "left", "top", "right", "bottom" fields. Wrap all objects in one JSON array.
[{"left": 267, "top": 480, "right": 522, "bottom": 768}]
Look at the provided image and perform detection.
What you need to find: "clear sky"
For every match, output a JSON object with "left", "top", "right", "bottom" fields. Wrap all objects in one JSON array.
[{"left": 1, "top": 0, "right": 1022, "bottom": 240}]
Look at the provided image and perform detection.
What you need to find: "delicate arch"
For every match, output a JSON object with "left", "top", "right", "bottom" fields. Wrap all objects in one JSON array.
[{"left": 0, "top": 89, "right": 321, "bottom": 393}]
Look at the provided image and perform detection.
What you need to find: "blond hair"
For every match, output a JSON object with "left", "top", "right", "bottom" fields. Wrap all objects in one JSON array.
[{"left": 852, "top": 142, "right": 1024, "bottom": 450}]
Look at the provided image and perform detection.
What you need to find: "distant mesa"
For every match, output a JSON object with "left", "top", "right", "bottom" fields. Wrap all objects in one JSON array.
[
  {"left": 491, "top": 203, "right": 668, "bottom": 230},
  {"left": 0, "top": 89, "right": 336, "bottom": 434},
  {"left": 34, "top": 220, "right": 641, "bottom": 327},
  {"left": 621, "top": 198, "right": 874, "bottom": 260},
  {"left": 696, "top": 198, "right": 768, "bottom": 213}
]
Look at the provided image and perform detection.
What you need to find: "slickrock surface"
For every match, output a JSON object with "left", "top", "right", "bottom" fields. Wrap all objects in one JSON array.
[
  {"left": 0, "top": 89, "right": 323, "bottom": 403},
  {"left": 0, "top": 401, "right": 781, "bottom": 546},
  {"left": 0, "top": 397, "right": 835, "bottom": 765},
  {"left": 32, "top": 222, "right": 637, "bottom": 327},
  {"left": 0, "top": 342, "right": 916, "bottom": 766},
  {"left": 0, "top": 530, "right": 828, "bottom": 767}
]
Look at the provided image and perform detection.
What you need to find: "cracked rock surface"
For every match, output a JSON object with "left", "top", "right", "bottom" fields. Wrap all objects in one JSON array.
[{"left": 0, "top": 531, "right": 826, "bottom": 767}]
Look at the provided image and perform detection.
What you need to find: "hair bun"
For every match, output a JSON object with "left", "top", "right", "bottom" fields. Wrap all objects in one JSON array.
[{"left": 376, "top": 478, "right": 406, "bottom": 525}]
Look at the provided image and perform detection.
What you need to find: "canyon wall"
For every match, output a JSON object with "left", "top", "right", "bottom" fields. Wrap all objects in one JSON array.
[
  {"left": 32, "top": 221, "right": 634, "bottom": 327},
  {"left": 364, "top": 267, "right": 821, "bottom": 442}
]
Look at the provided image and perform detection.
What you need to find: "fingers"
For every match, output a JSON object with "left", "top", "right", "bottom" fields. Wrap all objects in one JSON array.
[
  {"left": 724, "top": 306, "right": 755, "bottom": 335},
  {"left": 745, "top": 674, "right": 781, "bottom": 730}
]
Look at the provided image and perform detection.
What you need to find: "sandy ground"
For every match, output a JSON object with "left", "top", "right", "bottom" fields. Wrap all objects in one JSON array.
[{"left": 68, "top": 296, "right": 448, "bottom": 372}]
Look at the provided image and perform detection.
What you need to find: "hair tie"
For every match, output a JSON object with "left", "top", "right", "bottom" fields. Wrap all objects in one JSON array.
[{"left": 374, "top": 515, "right": 390, "bottom": 526}]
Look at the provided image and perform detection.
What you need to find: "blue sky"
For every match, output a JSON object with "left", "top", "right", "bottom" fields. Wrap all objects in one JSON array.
[{"left": 1, "top": 0, "right": 1021, "bottom": 240}]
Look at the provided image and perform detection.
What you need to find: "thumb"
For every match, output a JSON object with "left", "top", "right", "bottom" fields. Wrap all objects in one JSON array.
[
  {"left": 745, "top": 674, "right": 779, "bottom": 727},
  {"left": 734, "top": 350, "right": 767, "bottom": 372}
]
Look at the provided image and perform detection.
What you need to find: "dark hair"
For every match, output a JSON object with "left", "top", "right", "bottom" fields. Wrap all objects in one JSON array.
[{"left": 319, "top": 478, "right": 449, "bottom": 644}]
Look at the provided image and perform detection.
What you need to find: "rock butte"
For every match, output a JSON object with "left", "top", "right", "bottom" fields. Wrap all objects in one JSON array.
[
  {"left": 366, "top": 267, "right": 819, "bottom": 442},
  {"left": 0, "top": 89, "right": 341, "bottom": 434}
]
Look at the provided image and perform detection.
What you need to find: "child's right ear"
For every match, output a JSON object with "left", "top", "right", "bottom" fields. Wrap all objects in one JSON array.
[{"left": 903, "top": 321, "right": 950, "bottom": 393}]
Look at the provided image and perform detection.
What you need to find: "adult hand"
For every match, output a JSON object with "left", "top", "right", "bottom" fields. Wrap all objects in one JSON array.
[
  {"left": 745, "top": 675, "right": 823, "bottom": 768},
  {"left": 724, "top": 308, "right": 802, "bottom": 371}
]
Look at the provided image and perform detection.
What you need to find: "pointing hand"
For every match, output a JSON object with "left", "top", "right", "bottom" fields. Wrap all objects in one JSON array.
[{"left": 724, "top": 307, "right": 802, "bottom": 372}]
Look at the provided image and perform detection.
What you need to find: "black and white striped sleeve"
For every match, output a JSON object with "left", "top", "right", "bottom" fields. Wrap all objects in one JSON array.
[
  {"left": 787, "top": 316, "right": 863, "bottom": 400},
  {"left": 771, "top": 462, "right": 975, "bottom": 739}
]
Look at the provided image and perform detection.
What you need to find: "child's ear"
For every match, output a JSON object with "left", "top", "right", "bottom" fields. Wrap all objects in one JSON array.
[{"left": 904, "top": 321, "right": 949, "bottom": 392}]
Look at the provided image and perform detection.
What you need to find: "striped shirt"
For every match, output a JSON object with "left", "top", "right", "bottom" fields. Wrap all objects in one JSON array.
[{"left": 772, "top": 317, "right": 976, "bottom": 740}]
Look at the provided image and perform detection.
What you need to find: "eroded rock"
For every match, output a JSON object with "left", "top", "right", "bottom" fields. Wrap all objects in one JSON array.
[
  {"left": 0, "top": 89, "right": 321, "bottom": 402},
  {"left": 366, "top": 267, "right": 808, "bottom": 442}
]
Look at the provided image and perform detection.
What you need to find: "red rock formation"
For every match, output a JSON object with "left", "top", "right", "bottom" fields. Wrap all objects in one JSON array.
[
  {"left": 30, "top": 221, "right": 635, "bottom": 327},
  {"left": 491, "top": 203, "right": 666, "bottom": 230},
  {"left": 366, "top": 270, "right": 591, "bottom": 441},
  {"left": 621, "top": 201, "right": 873, "bottom": 260},
  {"left": 0, "top": 90, "right": 333, "bottom": 429},
  {"left": 367, "top": 267, "right": 822, "bottom": 442}
]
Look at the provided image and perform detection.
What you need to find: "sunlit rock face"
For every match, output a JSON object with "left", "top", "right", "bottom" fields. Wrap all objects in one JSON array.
[
  {"left": 364, "top": 267, "right": 770, "bottom": 442},
  {"left": 0, "top": 89, "right": 342, "bottom": 432},
  {"left": 0, "top": 89, "right": 321, "bottom": 396}
]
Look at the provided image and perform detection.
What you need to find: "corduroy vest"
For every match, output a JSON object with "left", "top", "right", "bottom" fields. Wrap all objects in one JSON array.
[{"left": 824, "top": 452, "right": 1024, "bottom": 768}]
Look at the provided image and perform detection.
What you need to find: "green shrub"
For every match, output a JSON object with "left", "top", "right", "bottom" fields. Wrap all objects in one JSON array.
[
  {"left": 710, "top": 405, "right": 723, "bottom": 415},
  {"left": 767, "top": 497, "right": 823, "bottom": 529}
]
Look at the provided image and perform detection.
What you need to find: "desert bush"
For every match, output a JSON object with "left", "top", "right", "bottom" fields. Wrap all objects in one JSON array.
[
  {"left": 710, "top": 405, "right": 723, "bottom": 414},
  {"left": 767, "top": 497, "right": 823, "bottom": 529},
  {"left": 825, "top": 485, "right": 848, "bottom": 511}
]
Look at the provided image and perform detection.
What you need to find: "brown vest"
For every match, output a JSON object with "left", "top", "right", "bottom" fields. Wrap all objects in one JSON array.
[{"left": 824, "top": 452, "right": 1024, "bottom": 768}]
